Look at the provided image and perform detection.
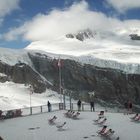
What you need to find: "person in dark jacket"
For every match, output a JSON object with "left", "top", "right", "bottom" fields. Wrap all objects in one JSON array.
[
  {"left": 0, "top": 136, "right": 3, "bottom": 140},
  {"left": 90, "top": 101, "right": 95, "bottom": 112},
  {"left": 124, "top": 101, "right": 128, "bottom": 114},
  {"left": 77, "top": 100, "right": 81, "bottom": 111},
  {"left": 47, "top": 101, "right": 51, "bottom": 112},
  {"left": 128, "top": 101, "right": 133, "bottom": 113}
]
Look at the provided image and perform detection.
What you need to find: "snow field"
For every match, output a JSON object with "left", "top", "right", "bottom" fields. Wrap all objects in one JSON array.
[
  {"left": 0, "top": 82, "right": 61, "bottom": 110},
  {"left": 0, "top": 111, "right": 140, "bottom": 140}
]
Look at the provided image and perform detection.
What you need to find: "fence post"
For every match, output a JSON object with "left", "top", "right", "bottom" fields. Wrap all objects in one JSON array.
[
  {"left": 63, "top": 94, "right": 66, "bottom": 110},
  {"left": 30, "top": 107, "right": 32, "bottom": 115},
  {"left": 82, "top": 104, "right": 84, "bottom": 111},
  {"left": 59, "top": 103, "right": 63, "bottom": 110},
  {"left": 71, "top": 103, "right": 73, "bottom": 110},
  {"left": 40, "top": 106, "right": 42, "bottom": 113}
]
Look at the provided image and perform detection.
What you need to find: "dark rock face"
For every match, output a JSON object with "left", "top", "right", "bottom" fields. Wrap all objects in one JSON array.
[
  {"left": 0, "top": 61, "right": 52, "bottom": 93},
  {"left": 130, "top": 34, "right": 140, "bottom": 40},
  {"left": 29, "top": 53, "right": 140, "bottom": 106},
  {"left": 66, "top": 29, "right": 95, "bottom": 41},
  {"left": 0, "top": 52, "right": 140, "bottom": 107}
]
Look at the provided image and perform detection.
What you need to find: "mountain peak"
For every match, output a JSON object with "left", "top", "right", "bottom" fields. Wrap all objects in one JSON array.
[{"left": 66, "top": 29, "right": 96, "bottom": 41}]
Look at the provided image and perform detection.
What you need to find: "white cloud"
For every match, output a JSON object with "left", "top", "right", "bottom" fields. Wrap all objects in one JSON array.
[
  {"left": 0, "top": 0, "right": 20, "bottom": 17},
  {"left": 0, "top": 0, "right": 20, "bottom": 26},
  {"left": 3, "top": 1, "right": 140, "bottom": 42},
  {"left": 106, "top": 0, "right": 140, "bottom": 13}
]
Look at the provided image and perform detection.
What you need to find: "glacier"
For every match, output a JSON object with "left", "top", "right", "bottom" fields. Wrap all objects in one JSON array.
[{"left": 25, "top": 36, "right": 140, "bottom": 74}]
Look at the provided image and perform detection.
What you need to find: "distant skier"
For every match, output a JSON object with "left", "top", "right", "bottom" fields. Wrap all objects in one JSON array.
[{"left": 47, "top": 101, "right": 51, "bottom": 112}]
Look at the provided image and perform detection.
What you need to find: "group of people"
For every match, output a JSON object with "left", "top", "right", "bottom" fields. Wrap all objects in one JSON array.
[
  {"left": 77, "top": 99, "right": 95, "bottom": 112},
  {"left": 0, "top": 109, "right": 22, "bottom": 120},
  {"left": 64, "top": 110, "right": 80, "bottom": 119},
  {"left": 95, "top": 111, "right": 120, "bottom": 140}
]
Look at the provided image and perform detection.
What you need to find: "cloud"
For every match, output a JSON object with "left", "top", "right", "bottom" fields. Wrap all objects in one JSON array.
[
  {"left": 0, "top": 0, "right": 20, "bottom": 17},
  {"left": 3, "top": 0, "right": 140, "bottom": 42},
  {"left": 106, "top": 0, "right": 140, "bottom": 13},
  {"left": 0, "top": 0, "right": 20, "bottom": 26}
]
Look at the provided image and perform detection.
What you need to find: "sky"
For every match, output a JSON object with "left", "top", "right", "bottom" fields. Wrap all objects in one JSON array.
[{"left": 0, "top": 0, "right": 140, "bottom": 49}]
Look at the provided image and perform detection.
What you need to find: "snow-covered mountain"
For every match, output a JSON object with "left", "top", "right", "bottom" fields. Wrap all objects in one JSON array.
[
  {"left": 0, "top": 28, "right": 140, "bottom": 109},
  {"left": 26, "top": 28, "right": 140, "bottom": 74}
]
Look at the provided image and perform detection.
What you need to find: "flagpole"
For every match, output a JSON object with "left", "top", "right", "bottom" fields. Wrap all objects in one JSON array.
[
  {"left": 29, "top": 85, "right": 33, "bottom": 114},
  {"left": 58, "top": 57, "right": 62, "bottom": 103},
  {"left": 29, "top": 85, "right": 32, "bottom": 107}
]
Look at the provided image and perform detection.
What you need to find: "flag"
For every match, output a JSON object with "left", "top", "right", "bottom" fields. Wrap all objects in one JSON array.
[{"left": 58, "top": 58, "right": 61, "bottom": 67}]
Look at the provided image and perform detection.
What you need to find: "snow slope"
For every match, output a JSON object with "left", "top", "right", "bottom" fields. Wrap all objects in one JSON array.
[
  {"left": 0, "top": 82, "right": 61, "bottom": 110},
  {"left": 0, "top": 111, "right": 140, "bottom": 140},
  {"left": 0, "top": 47, "right": 32, "bottom": 66},
  {"left": 26, "top": 36, "right": 140, "bottom": 74}
]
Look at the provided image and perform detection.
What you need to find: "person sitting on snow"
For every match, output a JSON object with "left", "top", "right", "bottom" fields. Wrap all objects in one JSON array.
[
  {"left": 94, "top": 116, "right": 102, "bottom": 123},
  {"left": 98, "top": 118, "right": 107, "bottom": 125},
  {"left": 130, "top": 113, "right": 138, "bottom": 120},
  {"left": 98, "top": 111, "right": 104, "bottom": 118},
  {"left": 101, "top": 129, "right": 115, "bottom": 137},
  {"left": 56, "top": 122, "right": 66, "bottom": 130},
  {"left": 48, "top": 116, "right": 57, "bottom": 124},
  {"left": 97, "top": 125, "right": 107, "bottom": 135},
  {"left": 72, "top": 112, "right": 80, "bottom": 119},
  {"left": 134, "top": 115, "right": 140, "bottom": 121}
]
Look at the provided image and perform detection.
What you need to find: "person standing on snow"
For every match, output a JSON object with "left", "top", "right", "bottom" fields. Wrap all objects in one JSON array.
[
  {"left": 47, "top": 101, "right": 51, "bottom": 112},
  {"left": 90, "top": 101, "right": 95, "bottom": 112},
  {"left": 77, "top": 99, "right": 81, "bottom": 111}
]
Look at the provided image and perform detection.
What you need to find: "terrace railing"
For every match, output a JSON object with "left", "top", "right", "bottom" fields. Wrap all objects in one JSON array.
[{"left": 0, "top": 102, "right": 135, "bottom": 120}]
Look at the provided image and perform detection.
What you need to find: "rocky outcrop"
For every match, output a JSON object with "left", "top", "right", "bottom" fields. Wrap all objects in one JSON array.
[
  {"left": 66, "top": 29, "right": 95, "bottom": 41},
  {"left": 130, "top": 34, "right": 140, "bottom": 40},
  {"left": 0, "top": 61, "right": 52, "bottom": 93}
]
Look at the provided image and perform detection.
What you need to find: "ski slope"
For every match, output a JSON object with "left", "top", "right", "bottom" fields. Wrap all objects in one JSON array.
[{"left": 0, "top": 111, "right": 140, "bottom": 140}]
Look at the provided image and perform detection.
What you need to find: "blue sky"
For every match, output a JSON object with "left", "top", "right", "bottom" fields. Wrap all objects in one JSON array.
[{"left": 0, "top": 0, "right": 140, "bottom": 49}]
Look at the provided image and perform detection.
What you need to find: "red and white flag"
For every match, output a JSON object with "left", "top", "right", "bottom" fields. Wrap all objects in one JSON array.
[{"left": 58, "top": 58, "right": 61, "bottom": 67}]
